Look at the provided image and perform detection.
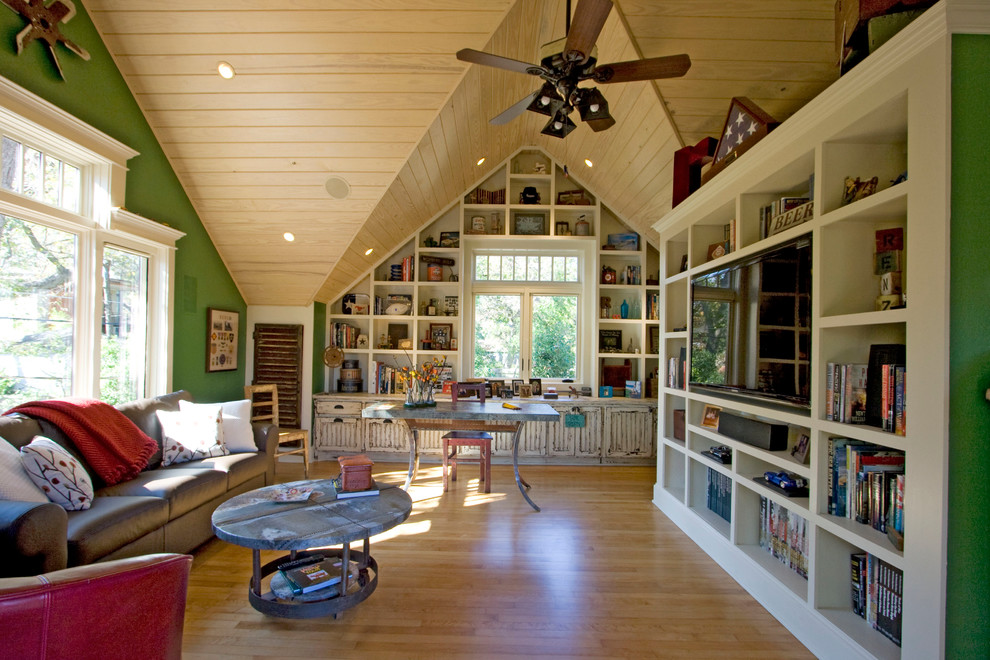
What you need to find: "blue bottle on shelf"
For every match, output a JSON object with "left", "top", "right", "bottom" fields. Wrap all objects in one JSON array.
[{"left": 620, "top": 300, "right": 629, "bottom": 319}]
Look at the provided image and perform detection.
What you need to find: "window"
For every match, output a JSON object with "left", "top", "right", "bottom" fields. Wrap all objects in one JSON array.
[
  {"left": 2, "top": 136, "right": 81, "bottom": 213},
  {"left": 0, "top": 78, "right": 182, "bottom": 408},
  {"left": 469, "top": 248, "right": 587, "bottom": 384},
  {"left": 0, "top": 215, "right": 76, "bottom": 401},
  {"left": 100, "top": 246, "right": 149, "bottom": 404}
]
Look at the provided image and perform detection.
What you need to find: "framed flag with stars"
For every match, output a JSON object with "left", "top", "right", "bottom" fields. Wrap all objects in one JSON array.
[{"left": 701, "top": 97, "right": 779, "bottom": 184}]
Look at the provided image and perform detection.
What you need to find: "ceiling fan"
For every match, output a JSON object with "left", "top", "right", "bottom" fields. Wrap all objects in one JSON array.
[{"left": 456, "top": 0, "right": 691, "bottom": 138}]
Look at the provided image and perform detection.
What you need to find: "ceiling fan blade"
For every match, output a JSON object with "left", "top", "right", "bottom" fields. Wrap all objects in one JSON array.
[
  {"left": 489, "top": 90, "right": 540, "bottom": 126},
  {"left": 456, "top": 48, "right": 545, "bottom": 76},
  {"left": 564, "top": 0, "right": 613, "bottom": 64},
  {"left": 594, "top": 54, "right": 691, "bottom": 83}
]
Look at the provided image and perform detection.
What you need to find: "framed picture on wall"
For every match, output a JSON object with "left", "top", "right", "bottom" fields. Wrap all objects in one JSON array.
[{"left": 207, "top": 308, "right": 239, "bottom": 372}]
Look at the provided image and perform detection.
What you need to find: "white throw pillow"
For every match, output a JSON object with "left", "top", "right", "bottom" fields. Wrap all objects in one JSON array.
[
  {"left": 157, "top": 408, "right": 229, "bottom": 466},
  {"left": 179, "top": 399, "right": 257, "bottom": 453},
  {"left": 20, "top": 436, "right": 94, "bottom": 510},
  {"left": 0, "top": 437, "right": 48, "bottom": 503}
]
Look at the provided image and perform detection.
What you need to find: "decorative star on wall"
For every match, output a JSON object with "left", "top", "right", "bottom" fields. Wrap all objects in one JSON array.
[{"left": 1, "top": 0, "right": 90, "bottom": 79}]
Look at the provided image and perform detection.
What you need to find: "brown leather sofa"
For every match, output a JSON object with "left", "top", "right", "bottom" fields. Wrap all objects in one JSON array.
[
  {"left": 0, "top": 553, "right": 192, "bottom": 659},
  {"left": 0, "top": 391, "right": 277, "bottom": 578}
]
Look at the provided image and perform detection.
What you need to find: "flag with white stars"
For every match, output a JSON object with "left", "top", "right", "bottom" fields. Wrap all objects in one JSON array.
[{"left": 712, "top": 97, "right": 779, "bottom": 165}]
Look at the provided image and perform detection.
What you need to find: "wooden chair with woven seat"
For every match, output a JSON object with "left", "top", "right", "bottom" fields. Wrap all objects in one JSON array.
[
  {"left": 442, "top": 382, "right": 492, "bottom": 493},
  {"left": 244, "top": 384, "right": 310, "bottom": 478}
]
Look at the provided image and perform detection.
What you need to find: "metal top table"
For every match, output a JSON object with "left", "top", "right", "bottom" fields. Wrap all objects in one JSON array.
[
  {"left": 212, "top": 478, "right": 412, "bottom": 618},
  {"left": 362, "top": 400, "right": 560, "bottom": 512}
]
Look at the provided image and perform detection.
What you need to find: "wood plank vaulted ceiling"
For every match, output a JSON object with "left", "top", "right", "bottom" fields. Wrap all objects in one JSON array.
[{"left": 85, "top": 0, "right": 837, "bottom": 307}]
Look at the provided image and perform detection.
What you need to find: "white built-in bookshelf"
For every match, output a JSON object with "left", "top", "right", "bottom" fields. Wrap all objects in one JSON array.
[
  {"left": 327, "top": 147, "right": 660, "bottom": 399},
  {"left": 652, "top": 5, "right": 984, "bottom": 658}
]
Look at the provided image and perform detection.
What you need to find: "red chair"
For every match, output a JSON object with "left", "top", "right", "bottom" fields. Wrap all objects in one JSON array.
[{"left": 0, "top": 553, "right": 192, "bottom": 660}]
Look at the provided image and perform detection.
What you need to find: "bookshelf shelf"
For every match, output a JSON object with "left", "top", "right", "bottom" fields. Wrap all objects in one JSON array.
[{"left": 651, "top": 7, "right": 973, "bottom": 657}]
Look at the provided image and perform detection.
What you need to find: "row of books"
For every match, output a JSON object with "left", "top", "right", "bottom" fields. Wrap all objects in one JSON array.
[
  {"left": 759, "top": 497, "right": 809, "bottom": 579},
  {"left": 645, "top": 291, "right": 660, "bottom": 320},
  {"left": 667, "top": 347, "right": 686, "bottom": 389},
  {"left": 465, "top": 187, "right": 506, "bottom": 205},
  {"left": 760, "top": 195, "right": 811, "bottom": 240},
  {"left": 825, "top": 362, "right": 867, "bottom": 424},
  {"left": 826, "top": 437, "right": 905, "bottom": 535},
  {"left": 879, "top": 364, "right": 906, "bottom": 434},
  {"left": 706, "top": 467, "right": 731, "bottom": 523},
  {"left": 851, "top": 552, "right": 903, "bottom": 646},
  {"left": 621, "top": 264, "right": 641, "bottom": 285},
  {"left": 329, "top": 322, "right": 362, "bottom": 349},
  {"left": 369, "top": 361, "right": 452, "bottom": 394}
]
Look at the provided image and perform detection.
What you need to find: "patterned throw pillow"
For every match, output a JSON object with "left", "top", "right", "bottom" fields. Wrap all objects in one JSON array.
[
  {"left": 178, "top": 399, "right": 257, "bottom": 453},
  {"left": 157, "top": 408, "right": 229, "bottom": 466},
  {"left": 0, "top": 437, "right": 48, "bottom": 503},
  {"left": 20, "top": 436, "right": 94, "bottom": 510}
]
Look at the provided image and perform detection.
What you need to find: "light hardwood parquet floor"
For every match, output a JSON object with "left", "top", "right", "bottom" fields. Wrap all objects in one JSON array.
[{"left": 183, "top": 461, "right": 814, "bottom": 659}]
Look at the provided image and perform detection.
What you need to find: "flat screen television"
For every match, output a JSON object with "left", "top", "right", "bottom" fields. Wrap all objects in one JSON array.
[{"left": 689, "top": 233, "right": 812, "bottom": 408}]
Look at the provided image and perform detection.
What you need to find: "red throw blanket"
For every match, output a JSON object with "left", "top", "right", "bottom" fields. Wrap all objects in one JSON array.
[{"left": 5, "top": 398, "right": 158, "bottom": 486}]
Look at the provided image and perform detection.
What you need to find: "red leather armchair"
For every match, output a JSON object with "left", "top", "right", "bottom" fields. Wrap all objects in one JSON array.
[{"left": 0, "top": 553, "right": 192, "bottom": 660}]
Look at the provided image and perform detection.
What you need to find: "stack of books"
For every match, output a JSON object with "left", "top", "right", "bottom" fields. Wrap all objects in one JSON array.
[
  {"left": 851, "top": 553, "right": 903, "bottom": 646},
  {"left": 277, "top": 555, "right": 359, "bottom": 596}
]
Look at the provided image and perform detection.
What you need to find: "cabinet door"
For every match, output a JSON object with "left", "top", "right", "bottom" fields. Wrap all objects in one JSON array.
[
  {"left": 365, "top": 418, "right": 408, "bottom": 452},
  {"left": 314, "top": 416, "right": 363, "bottom": 454},
  {"left": 603, "top": 406, "right": 657, "bottom": 458},
  {"left": 548, "top": 405, "right": 602, "bottom": 458}
]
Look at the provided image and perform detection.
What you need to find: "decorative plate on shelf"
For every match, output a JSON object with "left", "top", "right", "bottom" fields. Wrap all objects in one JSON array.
[{"left": 323, "top": 346, "right": 344, "bottom": 368}]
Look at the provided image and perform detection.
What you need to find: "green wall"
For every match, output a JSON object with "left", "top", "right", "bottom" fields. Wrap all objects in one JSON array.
[
  {"left": 0, "top": 2, "right": 247, "bottom": 401},
  {"left": 947, "top": 34, "right": 990, "bottom": 658}
]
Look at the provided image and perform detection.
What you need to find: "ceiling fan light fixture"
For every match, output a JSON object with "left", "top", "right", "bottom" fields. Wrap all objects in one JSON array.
[
  {"left": 526, "top": 82, "right": 564, "bottom": 117},
  {"left": 541, "top": 112, "right": 577, "bottom": 139},
  {"left": 577, "top": 88, "right": 615, "bottom": 132}
]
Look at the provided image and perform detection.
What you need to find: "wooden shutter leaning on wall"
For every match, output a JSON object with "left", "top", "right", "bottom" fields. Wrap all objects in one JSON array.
[{"left": 252, "top": 323, "right": 303, "bottom": 428}]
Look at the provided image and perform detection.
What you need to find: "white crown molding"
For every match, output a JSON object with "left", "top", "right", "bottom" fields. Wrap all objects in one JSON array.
[
  {"left": 0, "top": 75, "right": 138, "bottom": 167},
  {"left": 111, "top": 207, "right": 185, "bottom": 247}
]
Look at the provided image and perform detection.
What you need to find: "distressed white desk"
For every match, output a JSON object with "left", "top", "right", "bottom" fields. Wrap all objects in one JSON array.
[{"left": 362, "top": 400, "right": 560, "bottom": 512}]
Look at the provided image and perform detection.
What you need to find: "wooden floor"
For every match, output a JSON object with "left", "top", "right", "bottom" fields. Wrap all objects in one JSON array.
[{"left": 182, "top": 461, "right": 814, "bottom": 659}]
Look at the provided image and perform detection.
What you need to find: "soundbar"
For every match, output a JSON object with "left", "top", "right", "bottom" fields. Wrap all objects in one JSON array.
[{"left": 717, "top": 412, "right": 788, "bottom": 451}]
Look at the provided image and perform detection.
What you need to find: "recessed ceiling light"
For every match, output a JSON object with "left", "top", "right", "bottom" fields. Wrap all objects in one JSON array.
[
  {"left": 283, "top": 232, "right": 295, "bottom": 242},
  {"left": 217, "top": 61, "right": 235, "bottom": 79},
  {"left": 324, "top": 176, "right": 351, "bottom": 200},
  {"left": 585, "top": 159, "right": 594, "bottom": 168},
  {"left": 476, "top": 157, "right": 486, "bottom": 166},
  {"left": 364, "top": 248, "right": 374, "bottom": 256}
]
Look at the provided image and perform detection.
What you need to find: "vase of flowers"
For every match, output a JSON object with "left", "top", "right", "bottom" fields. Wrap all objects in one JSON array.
[{"left": 398, "top": 354, "right": 447, "bottom": 407}]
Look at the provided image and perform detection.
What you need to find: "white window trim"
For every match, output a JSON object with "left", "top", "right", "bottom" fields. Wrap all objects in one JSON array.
[
  {"left": 467, "top": 239, "right": 594, "bottom": 384},
  {"left": 0, "top": 75, "right": 183, "bottom": 399}
]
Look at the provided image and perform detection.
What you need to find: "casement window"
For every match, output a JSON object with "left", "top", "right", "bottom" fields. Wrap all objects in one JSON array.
[
  {"left": 468, "top": 246, "right": 592, "bottom": 385},
  {"left": 0, "top": 77, "right": 183, "bottom": 408}
]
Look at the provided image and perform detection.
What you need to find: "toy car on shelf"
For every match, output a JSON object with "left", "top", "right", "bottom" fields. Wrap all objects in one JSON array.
[
  {"left": 763, "top": 471, "right": 807, "bottom": 490},
  {"left": 709, "top": 446, "right": 731, "bottom": 462}
]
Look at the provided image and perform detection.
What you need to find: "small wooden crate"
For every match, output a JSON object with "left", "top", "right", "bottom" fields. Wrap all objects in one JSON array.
[{"left": 337, "top": 454, "right": 374, "bottom": 491}]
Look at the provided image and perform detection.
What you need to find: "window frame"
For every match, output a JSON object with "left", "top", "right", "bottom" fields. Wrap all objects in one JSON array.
[
  {"left": 0, "top": 76, "right": 183, "bottom": 402},
  {"left": 466, "top": 240, "right": 594, "bottom": 385}
]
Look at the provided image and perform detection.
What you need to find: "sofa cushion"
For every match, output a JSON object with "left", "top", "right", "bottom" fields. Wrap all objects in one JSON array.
[
  {"left": 179, "top": 399, "right": 257, "bottom": 453},
  {"left": 116, "top": 391, "right": 193, "bottom": 469},
  {"left": 20, "top": 437, "right": 95, "bottom": 511},
  {"left": 156, "top": 409, "right": 228, "bottom": 467},
  {"left": 96, "top": 468, "right": 228, "bottom": 520},
  {"left": 65, "top": 496, "right": 169, "bottom": 566},
  {"left": 173, "top": 452, "right": 269, "bottom": 490},
  {"left": 0, "top": 438, "right": 47, "bottom": 503}
]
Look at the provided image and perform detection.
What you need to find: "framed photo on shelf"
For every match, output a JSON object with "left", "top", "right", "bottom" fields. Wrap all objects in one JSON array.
[
  {"left": 513, "top": 213, "right": 546, "bottom": 235},
  {"left": 529, "top": 378, "right": 542, "bottom": 395},
  {"left": 511, "top": 379, "right": 525, "bottom": 395},
  {"left": 439, "top": 231, "right": 460, "bottom": 248},
  {"left": 206, "top": 308, "right": 239, "bottom": 372},
  {"left": 518, "top": 383, "right": 533, "bottom": 398},
  {"left": 429, "top": 323, "right": 453, "bottom": 351},
  {"left": 701, "top": 404, "right": 722, "bottom": 429}
]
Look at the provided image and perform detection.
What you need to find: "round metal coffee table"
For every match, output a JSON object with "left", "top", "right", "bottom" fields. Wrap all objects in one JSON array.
[{"left": 212, "top": 478, "right": 412, "bottom": 618}]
